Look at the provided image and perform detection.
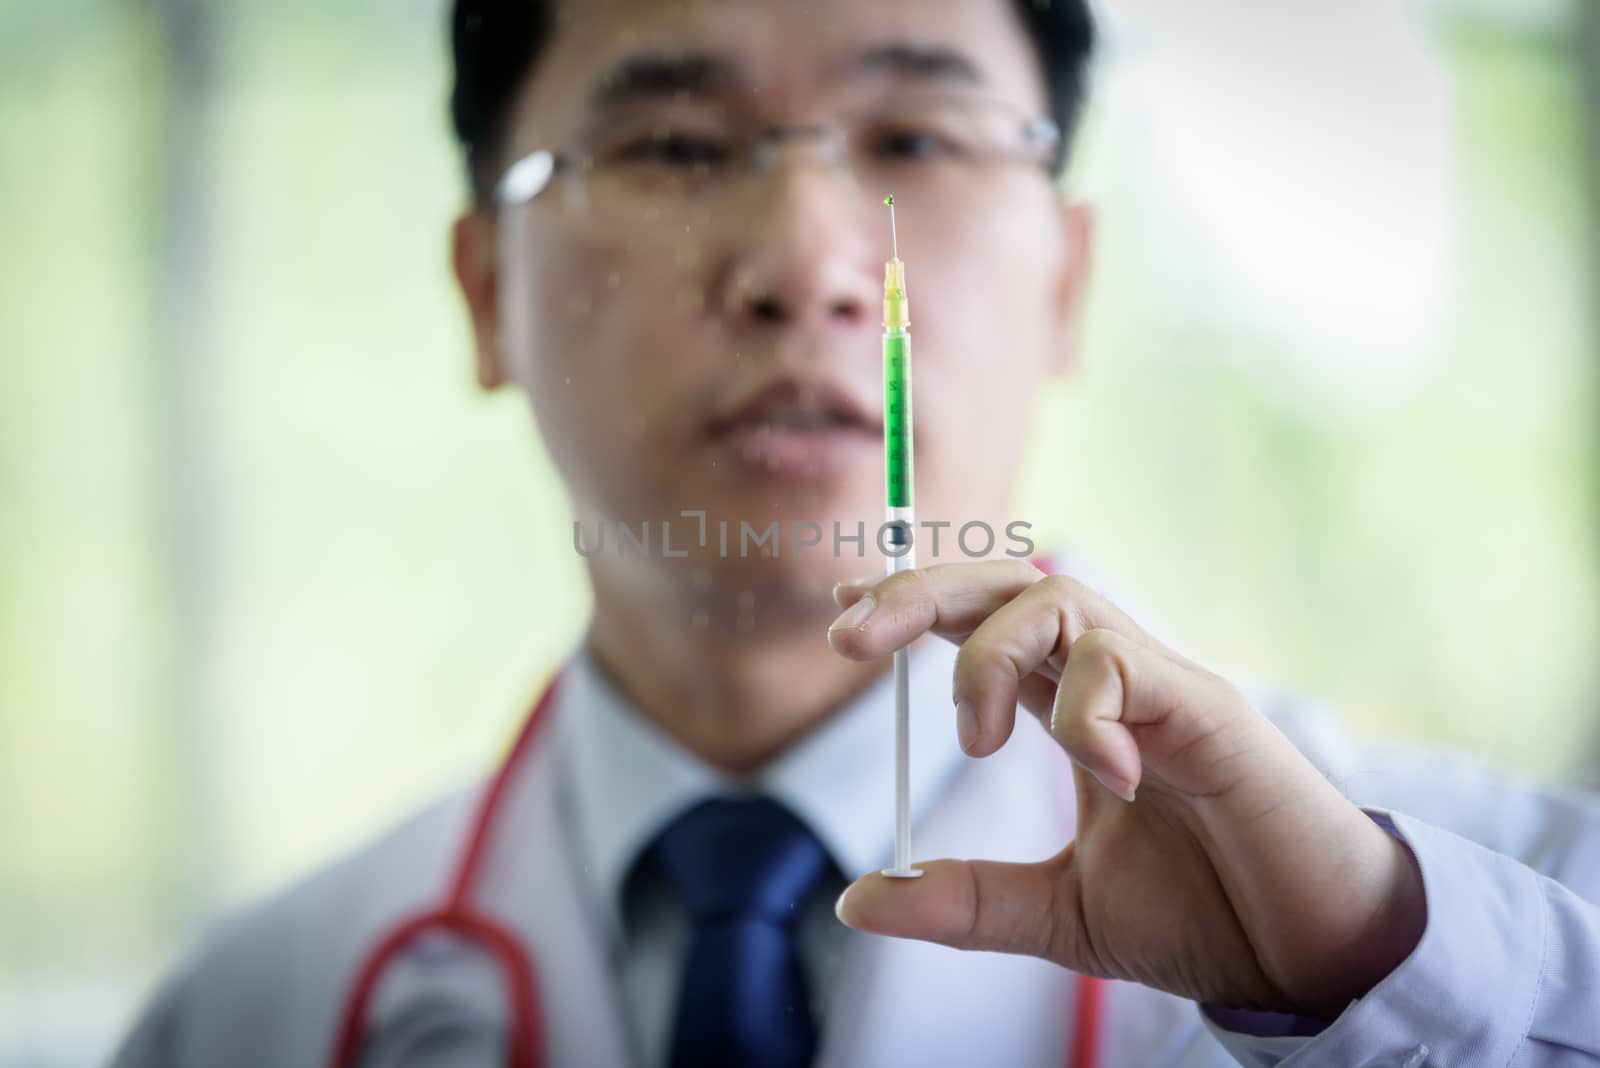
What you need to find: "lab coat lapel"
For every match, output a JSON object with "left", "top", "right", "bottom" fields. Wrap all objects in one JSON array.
[{"left": 471, "top": 693, "right": 635, "bottom": 1068}]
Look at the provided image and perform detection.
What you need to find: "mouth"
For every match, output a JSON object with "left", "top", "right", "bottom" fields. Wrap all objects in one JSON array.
[{"left": 707, "top": 378, "right": 883, "bottom": 479}]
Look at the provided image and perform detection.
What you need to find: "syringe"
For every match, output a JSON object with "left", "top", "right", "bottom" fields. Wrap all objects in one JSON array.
[{"left": 881, "top": 195, "right": 922, "bottom": 880}]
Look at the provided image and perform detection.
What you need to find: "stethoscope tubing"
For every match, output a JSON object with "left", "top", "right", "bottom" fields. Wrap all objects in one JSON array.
[{"left": 328, "top": 673, "right": 1106, "bottom": 1068}]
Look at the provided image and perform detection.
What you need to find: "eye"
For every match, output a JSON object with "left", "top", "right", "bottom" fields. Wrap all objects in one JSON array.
[
  {"left": 869, "top": 126, "right": 964, "bottom": 162},
  {"left": 615, "top": 133, "right": 732, "bottom": 169}
]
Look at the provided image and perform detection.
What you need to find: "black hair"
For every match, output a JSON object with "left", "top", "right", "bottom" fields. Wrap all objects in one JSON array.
[{"left": 449, "top": 0, "right": 1095, "bottom": 203}]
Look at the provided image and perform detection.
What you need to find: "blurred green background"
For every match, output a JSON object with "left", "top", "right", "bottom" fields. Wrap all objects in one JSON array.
[{"left": 1, "top": 1, "right": 1596, "bottom": 1063}]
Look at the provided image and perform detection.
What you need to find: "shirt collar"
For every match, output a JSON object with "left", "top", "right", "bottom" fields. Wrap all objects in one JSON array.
[{"left": 555, "top": 635, "right": 968, "bottom": 939}]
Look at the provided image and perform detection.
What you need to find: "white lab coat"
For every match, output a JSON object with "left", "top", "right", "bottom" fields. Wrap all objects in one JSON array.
[
  {"left": 110, "top": 653, "right": 1253, "bottom": 1067},
  {"left": 112, "top": 603, "right": 1600, "bottom": 1066}
]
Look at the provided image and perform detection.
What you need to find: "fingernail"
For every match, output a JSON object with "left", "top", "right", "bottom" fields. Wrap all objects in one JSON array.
[
  {"left": 829, "top": 593, "right": 875, "bottom": 631},
  {"left": 831, "top": 576, "right": 877, "bottom": 608},
  {"left": 834, "top": 885, "right": 856, "bottom": 925},
  {"left": 955, "top": 698, "right": 979, "bottom": 754},
  {"left": 1093, "top": 772, "right": 1137, "bottom": 803}
]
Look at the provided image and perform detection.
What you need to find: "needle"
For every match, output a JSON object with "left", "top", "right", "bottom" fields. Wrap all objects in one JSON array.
[{"left": 885, "top": 194, "right": 899, "bottom": 260}]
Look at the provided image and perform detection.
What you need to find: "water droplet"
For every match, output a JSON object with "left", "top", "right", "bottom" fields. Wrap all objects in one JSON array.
[{"left": 607, "top": 271, "right": 622, "bottom": 289}]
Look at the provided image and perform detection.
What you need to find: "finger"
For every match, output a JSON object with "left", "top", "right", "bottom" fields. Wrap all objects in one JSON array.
[
  {"left": 1051, "top": 627, "right": 1246, "bottom": 802},
  {"left": 828, "top": 562, "right": 1148, "bottom": 662},
  {"left": 834, "top": 856, "right": 1090, "bottom": 972},
  {"left": 949, "top": 574, "right": 1158, "bottom": 758},
  {"left": 1050, "top": 628, "right": 1144, "bottom": 800},
  {"left": 946, "top": 670, "right": 1057, "bottom": 760},
  {"left": 827, "top": 560, "right": 1042, "bottom": 660}
]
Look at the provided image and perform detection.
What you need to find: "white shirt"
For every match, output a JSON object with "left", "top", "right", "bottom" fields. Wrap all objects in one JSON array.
[{"left": 554, "top": 636, "right": 969, "bottom": 1068}]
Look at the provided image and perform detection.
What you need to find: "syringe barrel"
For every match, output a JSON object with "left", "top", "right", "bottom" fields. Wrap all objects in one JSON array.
[{"left": 883, "top": 327, "right": 913, "bottom": 511}]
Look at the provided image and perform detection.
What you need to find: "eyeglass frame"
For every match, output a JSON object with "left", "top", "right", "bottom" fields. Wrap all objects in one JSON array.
[{"left": 491, "top": 92, "right": 1065, "bottom": 210}]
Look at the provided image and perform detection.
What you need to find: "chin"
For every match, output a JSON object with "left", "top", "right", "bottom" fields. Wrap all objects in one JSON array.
[
  {"left": 661, "top": 545, "right": 876, "bottom": 630},
  {"left": 586, "top": 462, "right": 898, "bottom": 611}
]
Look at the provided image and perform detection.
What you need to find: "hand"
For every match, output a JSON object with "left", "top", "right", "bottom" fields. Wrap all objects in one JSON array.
[{"left": 826, "top": 561, "right": 1426, "bottom": 1018}]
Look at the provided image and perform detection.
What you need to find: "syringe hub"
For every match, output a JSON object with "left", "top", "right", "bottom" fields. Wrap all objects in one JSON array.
[{"left": 883, "top": 259, "right": 910, "bottom": 331}]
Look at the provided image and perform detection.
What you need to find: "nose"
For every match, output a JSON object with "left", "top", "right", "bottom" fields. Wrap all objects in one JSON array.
[{"left": 718, "top": 170, "right": 879, "bottom": 332}]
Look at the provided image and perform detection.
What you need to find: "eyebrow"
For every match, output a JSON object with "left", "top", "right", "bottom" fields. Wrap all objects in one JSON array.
[
  {"left": 586, "top": 42, "right": 985, "bottom": 112},
  {"left": 589, "top": 52, "right": 738, "bottom": 109},
  {"left": 836, "top": 43, "right": 985, "bottom": 87}
]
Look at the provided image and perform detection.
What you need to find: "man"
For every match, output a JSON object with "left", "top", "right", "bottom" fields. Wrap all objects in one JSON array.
[{"left": 115, "top": 1, "right": 1600, "bottom": 1065}]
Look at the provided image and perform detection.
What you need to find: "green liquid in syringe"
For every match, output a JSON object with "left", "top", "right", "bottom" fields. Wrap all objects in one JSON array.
[{"left": 884, "top": 329, "right": 913, "bottom": 510}]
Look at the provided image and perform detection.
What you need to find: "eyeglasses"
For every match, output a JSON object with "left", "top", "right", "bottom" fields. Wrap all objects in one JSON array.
[{"left": 493, "top": 92, "right": 1062, "bottom": 232}]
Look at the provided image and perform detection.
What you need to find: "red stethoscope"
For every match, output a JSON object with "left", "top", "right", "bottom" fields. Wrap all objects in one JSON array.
[{"left": 329, "top": 674, "right": 1108, "bottom": 1068}]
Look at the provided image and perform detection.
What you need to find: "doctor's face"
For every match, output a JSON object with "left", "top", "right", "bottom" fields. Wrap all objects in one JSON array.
[{"left": 458, "top": 0, "right": 1088, "bottom": 608}]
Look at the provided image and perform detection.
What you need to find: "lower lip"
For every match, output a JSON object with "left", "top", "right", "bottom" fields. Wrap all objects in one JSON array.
[{"left": 712, "top": 424, "right": 881, "bottom": 479}]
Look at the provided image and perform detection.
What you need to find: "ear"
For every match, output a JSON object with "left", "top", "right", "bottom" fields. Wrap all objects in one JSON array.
[
  {"left": 451, "top": 209, "right": 509, "bottom": 391},
  {"left": 1046, "top": 198, "right": 1094, "bottom": 381}
]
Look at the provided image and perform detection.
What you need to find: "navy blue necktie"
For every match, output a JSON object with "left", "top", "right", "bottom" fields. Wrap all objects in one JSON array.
[{"left": 646, "top": 796, "right": 832, "bottom": 1068}]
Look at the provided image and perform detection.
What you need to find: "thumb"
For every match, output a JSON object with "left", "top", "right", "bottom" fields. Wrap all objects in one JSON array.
[{"left": 834, "top": 854, "right": 1080, "bottom": 965}]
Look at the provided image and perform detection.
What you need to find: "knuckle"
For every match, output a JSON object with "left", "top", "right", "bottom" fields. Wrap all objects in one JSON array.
[
  {"left": 1206, "top": 675, "right": 1259, "bottom": 728},
  {"left": 879, "top": 566, "right": 928, "bottom": 602},
  {"left": 1072, "top": 626, "right": 1119, "bottom": 660},
  {"left": 1040, "top": 575, "right": 1097, "bottom": 639},
  {"left": 1038, "top": 572, "right": 1080, "bottom": 600}
]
